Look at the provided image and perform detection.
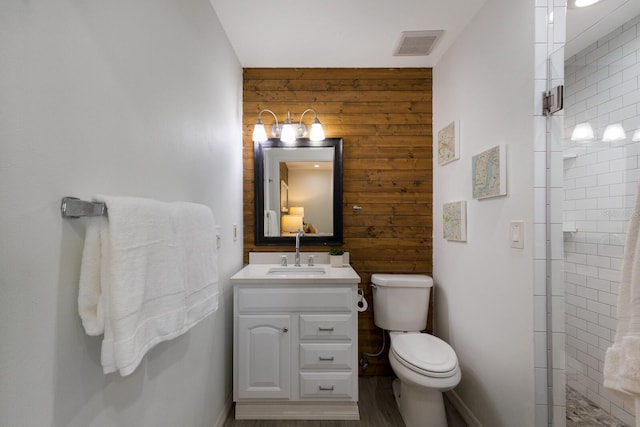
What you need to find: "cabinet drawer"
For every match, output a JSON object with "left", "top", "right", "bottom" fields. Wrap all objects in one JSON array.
[
  {"left": 299, "top": 343, "right": 353, "bottom": 370},
  {"left": 299, "top": 314, "right": 353, "bottom": 340},
  {"left": 299, "top": 372, "right": 354, "bottom": 399},
  {"left": 237, "top": 287, "right": 353, "bottom": 313}
]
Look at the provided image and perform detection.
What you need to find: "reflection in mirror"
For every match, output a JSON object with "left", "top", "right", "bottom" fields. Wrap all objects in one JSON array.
[{"left": 255, "top": 138, "right": 343, "bottom": 246}]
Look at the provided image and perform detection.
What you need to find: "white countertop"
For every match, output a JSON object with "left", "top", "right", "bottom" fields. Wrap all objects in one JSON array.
[{"left": 230, "top": 263, "right": 361, "bottom": 285}]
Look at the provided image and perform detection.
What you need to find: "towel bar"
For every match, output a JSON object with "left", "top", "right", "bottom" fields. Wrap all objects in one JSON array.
[{"left": 61, "top": 197, "right": 107, "bottom": 218}]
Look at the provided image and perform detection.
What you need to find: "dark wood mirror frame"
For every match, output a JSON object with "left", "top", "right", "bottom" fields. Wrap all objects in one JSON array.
[{"left": 254, "top": 138, "right": 343, "bottom": 246}]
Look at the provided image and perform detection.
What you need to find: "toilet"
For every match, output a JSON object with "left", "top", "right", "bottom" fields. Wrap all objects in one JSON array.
[{"left": 371, "top": 274, "right": 461, "bottom": 427}]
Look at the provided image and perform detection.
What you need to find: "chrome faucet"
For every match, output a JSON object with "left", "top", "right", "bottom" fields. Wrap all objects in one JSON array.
[{"left": 294, "top": 229, "right": 303, "bottom": 267}]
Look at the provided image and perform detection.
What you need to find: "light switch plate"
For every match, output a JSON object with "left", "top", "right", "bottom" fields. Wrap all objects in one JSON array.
[{"left": 510, "top": 220, "right": 524, "bottom": 249}]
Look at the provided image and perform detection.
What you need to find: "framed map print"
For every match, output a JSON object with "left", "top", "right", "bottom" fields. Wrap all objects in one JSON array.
[
  {"left": 437, "top": 121, "right": 460, "bottom": 165},
  {"left": 443, "top": 201, "right": 467, "bottom": 242},
  {"left": 472, "top": 144, "right": 507, "bottom": 199}
]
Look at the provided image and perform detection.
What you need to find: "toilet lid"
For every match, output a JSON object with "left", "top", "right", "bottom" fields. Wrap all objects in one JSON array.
[{"left": 392, "top": 334, "right": 458, "bottom": 374}]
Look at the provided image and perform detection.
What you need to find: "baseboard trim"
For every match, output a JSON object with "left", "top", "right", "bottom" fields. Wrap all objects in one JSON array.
[
  {"left": 445, "top": 390, "right": 483, "bottom": 427},
  {"left": 234, "top": 401, "right": 360, "bottom": 420},
  {"left": 213, "top": 394, "right": 233, "bottom": 427}
]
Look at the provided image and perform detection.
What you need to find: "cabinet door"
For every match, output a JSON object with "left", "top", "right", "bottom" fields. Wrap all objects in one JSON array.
[{"left": 237, "top": 315, "right": 291, "bottom": 399}]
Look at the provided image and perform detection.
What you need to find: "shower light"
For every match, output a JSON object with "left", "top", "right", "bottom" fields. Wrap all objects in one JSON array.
[
  {"left": 571, "top": 122, "right": 595, "bottom": 142},
  {"left": 574, "top": 0, "right": 602, "bottom": 7},
  {"left": 602, "top": 124, "right": 626, "bottom": 142}
]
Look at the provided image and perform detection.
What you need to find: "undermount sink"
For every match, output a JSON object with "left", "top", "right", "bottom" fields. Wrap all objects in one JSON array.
[{"left": 267, "top": 267, "right": 327, "bottom": 276}]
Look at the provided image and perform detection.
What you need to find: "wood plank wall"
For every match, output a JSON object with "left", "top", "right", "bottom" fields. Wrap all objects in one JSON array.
[{"left": 243, "top": 68, "right": 432, "bottom": 375}]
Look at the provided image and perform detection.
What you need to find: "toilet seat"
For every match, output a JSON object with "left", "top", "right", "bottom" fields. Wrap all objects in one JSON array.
[{"left": 391, "top": 333, "right": 458, "bottom": 378}]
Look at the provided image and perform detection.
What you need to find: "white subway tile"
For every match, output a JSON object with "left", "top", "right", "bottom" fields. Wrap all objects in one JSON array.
[
  {"left": 535, "top": 367, "right": 548, "bottom": 405},
  {"left": 587, "top": 299, "right": 612, "bottom": 316},
  {"left": 599, "top": 267, "right": 622, "bottom": 282},
  {"left": 535, "top": 331, "right": 547, "bottom": 368},
  {"left": 587, "top": 321, "right": 611, "bottom": 340},
  {"left": 566, "top": 188, "right": 586, "bottom": 200},
  {"left": 587, "top": 254, "right": 611, "bottom": 268},
  {"left": 577, "top": 348, "right": 600, "bottom": 370},
  {"left": 597, "top": 71, "right": 624, "bottom": 93},
  {"left": 567, "top": 292, "right": 588, "bottom": 309},
  {"left": 576, "top": 306, "right": 599, "bottom": 323},
  {"left": 577, "top": 263, "right": 600, "bottom": 278},
  {"left": 586, "top": 276, "right": 611, "bottom": 292},
  {"left": 575, "top": 242, "right": 598, "bottom": 255},
  {"left": 597, "top": 47, "right": 623, "bottom": 69},
  {"left": 534, "top": 295, "right": 547, "bottom": 332},
  {"left": 598, "top": 244, "right": 624, "bottom": 258},
  {"left": 611, "top": 403, "right": 636, "bottom": 426},
  {"left": 576, "top": 286, "right": 599, "bottom": 302},
  {"left": 598, "top": 313, "right": 618, "bottom": 330}
]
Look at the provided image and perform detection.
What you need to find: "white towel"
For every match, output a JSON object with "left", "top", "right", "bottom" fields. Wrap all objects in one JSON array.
[
  {"left": 78, "top": 196, "right": 219, "bottom": 376},
  {"left": 264, "top": 210, "right": 279, "bottom": 236},
  {"left": 604, "top": 184, "right": 640, "bottom": 420}
]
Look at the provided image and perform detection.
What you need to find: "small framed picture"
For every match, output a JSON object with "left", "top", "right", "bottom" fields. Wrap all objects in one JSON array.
[
  {"left": 472, "top": 144, "right": 507, "bottom": 199},
  {"left": 443, "top": 201, "right": 467, "bottom": 242},
  {"left": 438, "top": 121, "right": 460, "bottom": 165}
]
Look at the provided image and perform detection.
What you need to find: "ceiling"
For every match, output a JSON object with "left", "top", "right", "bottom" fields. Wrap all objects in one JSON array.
[
  {"left": 209, "top": 0, "right": 640, "bottom": 68},
  {"left": 208, "top": 0, "right": 486, "bottom": 68}
]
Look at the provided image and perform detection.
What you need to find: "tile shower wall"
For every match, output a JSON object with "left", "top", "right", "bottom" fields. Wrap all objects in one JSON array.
[{"left": 563, "top": 15, "right": 640, "bottom": 426}]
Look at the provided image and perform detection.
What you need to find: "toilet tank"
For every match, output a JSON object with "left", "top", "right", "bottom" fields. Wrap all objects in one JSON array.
[{"left": 371, "top": 274, "right": 433, "bottom": 331}]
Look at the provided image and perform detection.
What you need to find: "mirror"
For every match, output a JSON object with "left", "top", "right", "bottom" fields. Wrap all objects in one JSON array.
[{"left": 254, "top": 138, "right": 343, "bottom": 246}]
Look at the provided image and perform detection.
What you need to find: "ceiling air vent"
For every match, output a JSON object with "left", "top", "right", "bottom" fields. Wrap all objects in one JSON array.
[{"left": 393, "top": 30, "right": 443, "bottom": 56}]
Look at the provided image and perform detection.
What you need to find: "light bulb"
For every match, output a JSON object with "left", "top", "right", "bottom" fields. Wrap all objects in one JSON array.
[
  {"left": 252, "top": 122, "right": 268, "bottom": 142},
  {"left": 309, "top": 119, "right": 325, "bottom": 141}
]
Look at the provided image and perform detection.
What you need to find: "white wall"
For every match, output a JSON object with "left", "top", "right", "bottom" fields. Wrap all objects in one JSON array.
[
  {"left": 0, "top": 1, "right": 243, "bottom": 426},
  {"left": 562, "top": 14, "right": 640, "bottom": 425},
  {"left": 433, "top": 0, "right": 536, "bottom": 425}
]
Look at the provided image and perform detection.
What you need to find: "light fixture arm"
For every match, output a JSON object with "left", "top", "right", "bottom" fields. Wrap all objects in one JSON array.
[
  {"left": 299, "top": 108, "right": 325, "bottom": 141},
  {"left": 257, "top": 109, "right": 279, "bottom": 129},
  {"left": 298, "top": 108, "right": 318, "bottom": 128}
]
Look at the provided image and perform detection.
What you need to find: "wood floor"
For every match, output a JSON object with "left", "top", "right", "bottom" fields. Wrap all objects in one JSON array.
[{"left": 223, "top": 376, "right": 467, "bottom": 427}]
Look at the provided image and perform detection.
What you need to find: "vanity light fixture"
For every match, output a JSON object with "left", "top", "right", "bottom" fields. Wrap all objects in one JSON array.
[
  {"left": 602, "top": 123, "right": 626, "bottom": 142},
  {"left": 571, "top": 122, "right": 595, "bottom": 142},
  {"left": 252, "top": 109, "right": 325, "bottom": 143}
]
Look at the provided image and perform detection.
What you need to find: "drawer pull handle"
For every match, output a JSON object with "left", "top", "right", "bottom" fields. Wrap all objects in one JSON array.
[
  {"left": 318, "top": 385, "right": 335, "bottom": 391},
  {"left": 318, "top": 356, "right": 335, "bottom": 361},
  {"left": 318, "top": 327, "right": 335, "bottom": 332}
]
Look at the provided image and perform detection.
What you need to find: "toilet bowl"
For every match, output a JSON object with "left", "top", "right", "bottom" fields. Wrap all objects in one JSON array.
[
  {"left": 371, "top": 274, "right": 461, "bottom": 427},
  {"left": 389, "top": 332, "right": 461, "bottom": 427}
]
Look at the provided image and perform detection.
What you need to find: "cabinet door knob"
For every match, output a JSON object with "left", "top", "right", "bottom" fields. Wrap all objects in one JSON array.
[{"left": 281, "top": 327, "right": 288, "bottom": 333}]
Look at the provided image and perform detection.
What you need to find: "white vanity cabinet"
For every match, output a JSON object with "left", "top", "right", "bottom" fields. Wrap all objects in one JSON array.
[{"left": 231, "top": 261, "right": 361, "bottom": 420}]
